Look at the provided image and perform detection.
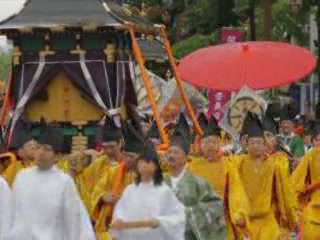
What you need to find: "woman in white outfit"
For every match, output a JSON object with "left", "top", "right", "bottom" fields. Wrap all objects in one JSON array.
[
  {"left": 110, "top": 143, "right": 185, "bottom": 240},
  {"left": 0, "top": 176, "right": 12, "bottom": 239}
]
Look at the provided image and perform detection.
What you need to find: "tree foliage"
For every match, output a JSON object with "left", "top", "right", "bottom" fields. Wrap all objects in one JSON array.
[
  {"left": 0, "top": 53, "right": 11, "bottom": 82},
  {"left": 172, "top": 33, "right": 214, "bottom": 59}
]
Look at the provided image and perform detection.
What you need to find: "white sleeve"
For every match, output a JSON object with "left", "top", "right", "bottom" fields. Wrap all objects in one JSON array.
[
  {"left": 112, "top": 184, "right": 133, "bottom": 221},
  {"left": 109, "top": 184, "right": 133, "bottom": 238},
  {"left": 79, "top": 200, "right": 96, "bottom": 240},
  {"left": 157, "top": 186, "right": 186, "bottom": 240},
  {"left": 0, "top": 177, "right": 13, "bottom": 238},
  {"left": 62, "top": 176, "right": 82, "bottom": 240}
]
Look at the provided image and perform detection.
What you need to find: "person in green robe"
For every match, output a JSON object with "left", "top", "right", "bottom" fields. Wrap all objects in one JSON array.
[
  {"left": 278, "top": 103, "right": 305, "bottom": 170},
  {"left": 165, "top": 113, "right": 227, "bottom": 240}
]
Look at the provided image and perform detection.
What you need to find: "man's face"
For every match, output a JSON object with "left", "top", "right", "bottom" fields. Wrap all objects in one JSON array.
[
  {"left": 34, "top": 144, "right": 55, "bottom": 170},
  {"left": 281, "top": 120, "right": 294, "bottom": 134},
  {"left": 240, "top": 135, "right": 248, "bottom": 147},
  {"left": 22, "top": 140, "right": 39, "bottom": 160},
  {"left": 200, "top": 135, "right": 221, "bottom": 157},
  {"left": 102, "top": 141, "right": 121, "bottom": 160},
  {"left": 313, "top": 135, "right": 320, "bottom": 147},
  {"left": 167, "top": 146, "right": 187, "bottom": 170},
  {"left": 264, "top": 131, "right": 277, "bottom": 151},
  {"left": 124, "top": 152, "right": 139, "bottom": 171},
  {"left": 247, "top": 137, "right": 266, "bottom": 157},
  {"left": 304, "top": 135, "right": 312, "bottom": 146}
]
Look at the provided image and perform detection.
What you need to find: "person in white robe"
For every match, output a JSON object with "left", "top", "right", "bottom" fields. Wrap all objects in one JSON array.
[
  {"left": 0, "top": 176, "right": 12, "bottom": 239},
  {"left": 5, "top": 123, "right": 91, "bottom": 240},
  {"left": 79, "top": 200, "right": 96, "bottom": 240},
  {"left": 110, "top": 143, "right": 185, "bottom": 240}
]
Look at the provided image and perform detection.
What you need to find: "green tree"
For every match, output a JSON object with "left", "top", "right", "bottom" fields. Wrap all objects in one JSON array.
[{"left": 0, "top": 53, "right": 11, "bottom": 82}]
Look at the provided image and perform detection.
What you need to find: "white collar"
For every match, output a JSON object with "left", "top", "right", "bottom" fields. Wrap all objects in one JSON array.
[{"left": 171, "top": 167, "right": 186, "bottom": 182}]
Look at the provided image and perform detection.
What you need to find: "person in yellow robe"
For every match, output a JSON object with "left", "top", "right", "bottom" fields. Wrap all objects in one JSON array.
[
  {"left": 68, "top": 151, "right": 93, "bottom": 213},
  {"left": 263, "top": 104, "right": 291, "bottom": 175},
  {"left": 91, "top": 121, "right": 143, "bottom": 240},
  {"left": 4, "top": 120, "right": 37, "bottom": 186},
  {"left": 0, "top": 152, "right": 16, "bottom": 175},
  {"left": 83, "top": 116, "right": 124, "bottom": 196},
  {"left": 291, "top": 120, "right": 320, "bottom": 239},
  {"left": 233, "top": 112, "right": 297, "bottom": 240},
  {"left": 188, "top": 115, "right": 250, "bottom": 239}
]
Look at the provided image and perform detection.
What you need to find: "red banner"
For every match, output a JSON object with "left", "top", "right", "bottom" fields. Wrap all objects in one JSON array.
[
  {"left": 207, "top": 91, "right": 231, "bottom": 122},
  {"left": 207, "top": 28, "right": 245, "bottom": 121},
  {"left": 220, "top": 28, "right": 246, "bottom": 44}
]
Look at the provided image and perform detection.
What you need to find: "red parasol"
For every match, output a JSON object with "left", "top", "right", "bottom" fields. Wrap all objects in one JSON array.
[{"left": 178, "top": 41, "right": 317, "bottom": 91}]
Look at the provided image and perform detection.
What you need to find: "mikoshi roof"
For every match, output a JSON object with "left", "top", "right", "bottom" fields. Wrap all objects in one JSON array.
[{"left": 0, "top": 0, "right": 152, "bottom": 30}]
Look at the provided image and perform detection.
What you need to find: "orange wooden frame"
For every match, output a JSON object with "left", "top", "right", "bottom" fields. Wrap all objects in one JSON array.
[
  {"left": 158, "top": 26, "right": 203, "bottom": 135},
  {"left": 128, "top": 24, "right": 169, "bottom": 145}
]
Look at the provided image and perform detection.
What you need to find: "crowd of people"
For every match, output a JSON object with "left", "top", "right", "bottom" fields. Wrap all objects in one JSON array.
[{"left": 0, "top": 101, "right": 319, "bottom": 240}]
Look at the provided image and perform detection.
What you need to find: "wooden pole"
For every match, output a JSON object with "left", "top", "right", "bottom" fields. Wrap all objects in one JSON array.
[
  {"left": 158, "top": 25, "right": 203, "bottom": 135},
  {"left": 263, "top": 0, "right": 272, "bottom": 40},
  {"left": 127, "top": 24, "right": 169, "bottom": 144},
  {"left": 249, "top": 0, "right": 256, "bottom": 41}
]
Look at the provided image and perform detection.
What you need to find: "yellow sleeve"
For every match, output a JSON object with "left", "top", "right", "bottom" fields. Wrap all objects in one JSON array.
[
  {"left": 274, "top": 159, "right": 298, "bottom": 230},
  {"left": 83, "top": 155, "right": 109, "bottom": 195},
  {"left": 90, "top": 166, "right": 118, "bottom": 232},
  {"left": 56, "top": 159, "right": 69, "bottom": 173},
  {"left": 3, "top": 161, "right": 22, "bottom": 187},
  {"left": 226, "top": 160, "right": 251, "bottom": 234},
  {"left": 187, "top": 156, "right": 202, "bottom": 172},
  {"left": 74, "top": 172, "right": 91, "bottom": 213},
  {"left": 291, "top": 151, "right": 312, "bottom": 194},
  {"left": 291, "top": 150, "right": 312, "bottom": 206},
  {"left": 274, "top": 153, "right": 290, "bottom": 177}
]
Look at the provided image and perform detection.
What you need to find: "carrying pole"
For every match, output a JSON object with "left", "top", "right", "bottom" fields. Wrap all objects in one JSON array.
[
  {"left": 157, "top": 25, "right": 203, "bottom": 135},
  {"left": 128, "top": 23, "right": 169, "bottom": 144}
]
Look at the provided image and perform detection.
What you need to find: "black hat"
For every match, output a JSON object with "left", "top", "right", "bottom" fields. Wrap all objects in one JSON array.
[
  {"left": 124, "top": 122, "right": 144, "bottom": 154},
  {"left": 265, "top": 101, "right": 281, "bottom": 120},
  {"left": 263, "top": 116, "right": 278, "bottom": 135},
  {"left": 309, "top": 120, "right": 320, "bottom": 139},
  {"left": 171, "top": 113, "right": 191, "bottom": 154},
  {"left": 102, "top": 116, "right": 123, "bottom": 143},
  {"left": 173, "top": 113, "right": 191, "bottom": 138},
  {"left": 240, "top": 112, "right": 251, "bottom": 137},
  {"left": 171, "top": 134, "right": 191, "bottom": 155},
  {"left": 202, "top": 115, "right": 221, "bottom": 138},
  {"left": 38, "top": 123, "right": 64, "bottom": 153},
  {"left": 198, "top": 112, "right": 209, "bottom": 130},
  {"left": 140, "top": 143, "right": 159, "bottom": 164},
  {"left": 145, "top": 121, "right": 161, "bottom": 140},
  {"left": 280, "top": 102, "right": 299, "bottom": 122},
  {"left": 8, "top": 119, "right": 34, "bottom": 150},
  {"left": 242, "top": 112, "right": 264, "bottom": 138}
]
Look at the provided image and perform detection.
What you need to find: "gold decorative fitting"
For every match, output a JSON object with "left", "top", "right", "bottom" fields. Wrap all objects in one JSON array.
[
  {"left": 19, "top": 27, "right": 33, "bottom": 33},
  {"left": 70, "top": 45, "right": 86, "bottom": 54},
  {"left": 13, "top": 47, "right": 22, "bottom": 65},
  {"left": 51, "top": 26, "right": 65, "bottom": 32},
  {"left": 104, "top": 44, "right": 116, "bottom": 63},
  {"left": 40, "top": 45, "right": 55, "bottom": 56},
  {"left": 83, "top": 25, "right": 97, "bottom": 32},
  {"left": 72, "top": 121, "right": 88, "bottom": 126}
]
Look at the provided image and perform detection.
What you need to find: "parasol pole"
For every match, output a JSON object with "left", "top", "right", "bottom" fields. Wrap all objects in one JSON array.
[
  {"left": 0, "top": 71, "right": 13, "bottom": 126},
  {"left": 157, "top": 25, "right": 203, "bottom": 136},
  {"left": 127, "top": 23, "right": 169, "bottom": 145}
]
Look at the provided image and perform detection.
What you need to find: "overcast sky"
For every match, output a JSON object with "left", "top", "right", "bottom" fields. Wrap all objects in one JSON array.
[{"left": 0, "top": 0, "right": 26, "bottom": 23}]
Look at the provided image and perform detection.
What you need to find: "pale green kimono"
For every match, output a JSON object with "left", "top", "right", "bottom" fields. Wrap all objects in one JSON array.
[{"left": 166, "top": 170, "right": 227, "bottom": 240}]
